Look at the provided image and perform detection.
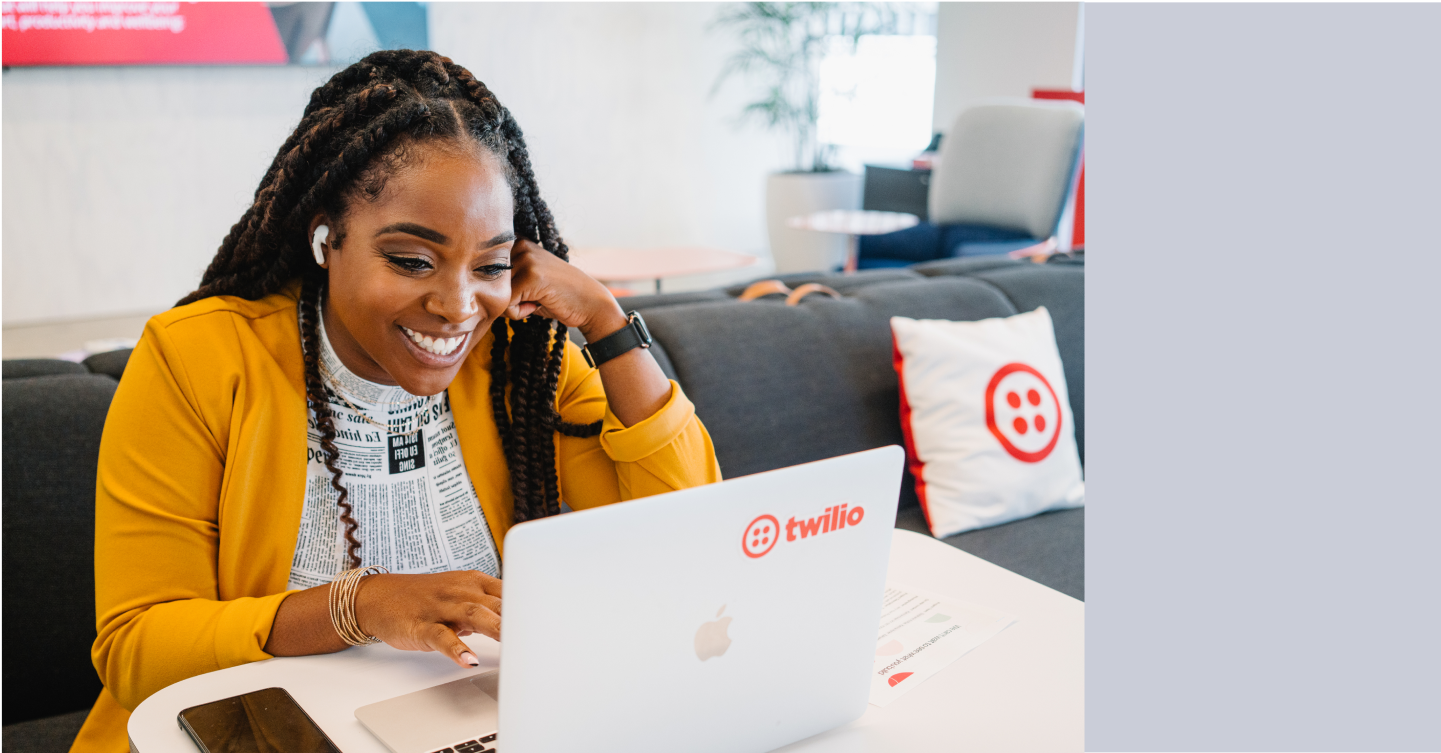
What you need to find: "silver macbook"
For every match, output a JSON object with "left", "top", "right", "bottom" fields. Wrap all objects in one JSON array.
[{"left": 355, "top": 445, "right": 904, "bottom": 753}]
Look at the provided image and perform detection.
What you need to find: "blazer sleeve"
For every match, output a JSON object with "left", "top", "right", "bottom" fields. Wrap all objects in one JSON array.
[
  {"left": 555, "top": 340, "right": 721, "bottom": 509},
  {"left": 92, "top": 317, "right": 294, "bottom": 711}
]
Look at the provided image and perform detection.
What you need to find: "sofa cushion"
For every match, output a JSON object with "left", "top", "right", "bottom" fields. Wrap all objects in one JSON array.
[
  {"left": 2, "top": 359, "right": 88, "bottom": 380},
  {"left": 2, "top": 374, "right": 116, "bottom": 723},
  {"left": 911, "top": 256, "right": 1028, "bottom": 277},
  {"left": 1, "top": 708, "right": 91, "bottom": 753},
  {"left": 82, "top": 349, "right": 132, "bottom": 380},
  {"left": 641, "top": 277, "right": 1020, "bottom": 502},
  {"left": 723, "top": 268, "right": 922, "bottom": 297},
  {"left": 619, "top": 290, "right": 731, "bottom": 311}
]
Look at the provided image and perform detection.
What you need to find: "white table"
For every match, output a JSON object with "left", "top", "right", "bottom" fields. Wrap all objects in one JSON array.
[
  {"left": 786, "top": 210, "right": 920, "bottom": 273},
  {"left": 129, "top": 530, "right": 1083, "bottom": 752}
]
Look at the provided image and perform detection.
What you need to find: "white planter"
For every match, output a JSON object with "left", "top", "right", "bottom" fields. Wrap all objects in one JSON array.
[{"left": 765, "top": 171, "right": 864, "bottom": 274}]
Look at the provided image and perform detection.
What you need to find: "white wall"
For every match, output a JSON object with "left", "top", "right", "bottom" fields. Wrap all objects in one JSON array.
[
  {"left": 427, "top": 3, "right": 787, "bottom": 268},
  {"left": 932, "top": 2, "right": 1081, "bottom": 134},
  {"left": 3, "top": 65, "right": 334, "bottom": 324},
  {"left": 1, "top": 2, "right": 788, "bottom": 325}
]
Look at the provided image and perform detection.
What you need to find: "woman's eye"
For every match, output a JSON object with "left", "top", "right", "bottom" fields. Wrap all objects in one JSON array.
[
  {"left": 385, "top": 255, "right": 432, "bottom": 273},
  {"left": 476, "top": 263, "right": 512, "bottom": 279}
]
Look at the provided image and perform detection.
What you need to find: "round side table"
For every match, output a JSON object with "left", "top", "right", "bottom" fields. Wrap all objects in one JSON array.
[{"left": 786, "top": 210, "right": 920, "bottom": 273}]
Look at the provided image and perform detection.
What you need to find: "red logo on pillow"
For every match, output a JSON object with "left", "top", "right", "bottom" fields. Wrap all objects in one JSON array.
[{"left": 985, "top": 363, "right": 1062, "bottom": 463}]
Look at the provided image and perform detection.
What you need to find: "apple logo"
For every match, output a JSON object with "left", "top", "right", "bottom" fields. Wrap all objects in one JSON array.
[{"left": 694, "top": 605, "right": 733, "bottom": 661}]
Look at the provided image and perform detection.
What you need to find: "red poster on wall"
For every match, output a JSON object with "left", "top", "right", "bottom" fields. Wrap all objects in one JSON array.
[{"left": 2, "top": 2, "right": 287, "bottom": 66}]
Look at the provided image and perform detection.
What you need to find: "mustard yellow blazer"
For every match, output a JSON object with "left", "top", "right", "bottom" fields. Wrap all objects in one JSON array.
[{"left": 72, "top": 284, "right": 721, "bottom": 752}]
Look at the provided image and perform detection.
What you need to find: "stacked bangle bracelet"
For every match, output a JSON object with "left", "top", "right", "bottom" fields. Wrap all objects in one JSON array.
[{"left": 328, "top": 565, "right": 388, "bottom": 646}]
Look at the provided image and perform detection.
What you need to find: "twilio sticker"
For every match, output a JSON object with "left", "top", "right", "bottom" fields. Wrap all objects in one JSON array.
[
  {"left": 742, "top": 515, "right": 780, "bottom": 558},
  {"left": 985, "top": 363, "right": 1062, "bottom": 463}
]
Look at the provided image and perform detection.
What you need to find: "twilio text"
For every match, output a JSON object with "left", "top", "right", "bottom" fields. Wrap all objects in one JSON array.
[{"left": 742, "top": 504, "right": 864, "bottom": 559}]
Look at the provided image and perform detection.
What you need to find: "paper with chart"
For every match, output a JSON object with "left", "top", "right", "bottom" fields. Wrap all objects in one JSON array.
[{"left": 869, "top": 584, "right": 1018, "bottom": 706}]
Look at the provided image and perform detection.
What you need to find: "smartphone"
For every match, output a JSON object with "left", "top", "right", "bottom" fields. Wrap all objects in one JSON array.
[{"left": 177, "top": 687, "right": 343, "bottom": 753}]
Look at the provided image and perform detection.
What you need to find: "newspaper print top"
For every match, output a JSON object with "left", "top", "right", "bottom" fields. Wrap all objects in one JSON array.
[{"left": 286, "top": 309, "right": 501, "bottom": 589}]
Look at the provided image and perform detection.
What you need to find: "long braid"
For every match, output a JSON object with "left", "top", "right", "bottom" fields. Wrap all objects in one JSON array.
[
  {"left": 548, "top": 323, "right": 599, "bottom": 438},
  {"left": 179, "top": 50, "right": 606, "bottom": 560},
  {"left": 538, "top": 321, "right": 567, "bottom": 516},
  {"left": 488, "top": 317, "right": 513, "bottom": 441},
  {"left": 505, "top": 317, "right": 546, "bottom": 520},
  {"left": 298, "top": 274, "right": 364, "bottom": 569}
]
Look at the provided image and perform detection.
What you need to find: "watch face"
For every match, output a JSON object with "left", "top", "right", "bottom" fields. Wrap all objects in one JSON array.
[{"left": 628, "top": 311, "right": 654, "bottom": 346}]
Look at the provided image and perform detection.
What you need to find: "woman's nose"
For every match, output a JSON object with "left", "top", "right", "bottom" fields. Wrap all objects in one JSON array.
[{"left": 423, "top": 280, "right": 481, "bottom": 322}]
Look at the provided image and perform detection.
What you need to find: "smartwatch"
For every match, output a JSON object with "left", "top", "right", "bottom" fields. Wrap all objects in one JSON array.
[{"left": 581, "top": 310, "right": 653, "bottom": 368}]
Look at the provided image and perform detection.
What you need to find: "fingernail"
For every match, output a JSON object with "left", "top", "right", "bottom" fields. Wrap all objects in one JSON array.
[{"left": 461, "top": 652, "right": 479, "bottom": 667}]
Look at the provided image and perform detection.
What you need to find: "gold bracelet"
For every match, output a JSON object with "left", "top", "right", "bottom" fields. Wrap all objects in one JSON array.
[{"left": 328, "top": 566, "right": 388, "bottom": 646}]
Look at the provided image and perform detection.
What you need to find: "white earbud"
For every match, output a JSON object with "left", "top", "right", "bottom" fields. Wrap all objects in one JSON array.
[{"left": 311, "top": 225, "right": 330, "bottom": 266}]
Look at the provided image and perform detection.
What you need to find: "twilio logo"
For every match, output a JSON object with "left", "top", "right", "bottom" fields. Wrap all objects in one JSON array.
[
  {"left": 742, "top": 504, "right": 865, "bottom": 559},
  {"left": 985, "top": 362, "right": 1062, "bottom": 463},
  {"left": 741, "top": 515, "right": 780, "bottom": 558}
]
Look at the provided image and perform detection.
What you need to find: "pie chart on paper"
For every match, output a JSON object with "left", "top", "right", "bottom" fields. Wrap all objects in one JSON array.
[
  {"left": 876, "top": 640, "right": 902, "bottom": 656},
  {"left": 887, "top": 672, "right": 913, "bottom": 687}
]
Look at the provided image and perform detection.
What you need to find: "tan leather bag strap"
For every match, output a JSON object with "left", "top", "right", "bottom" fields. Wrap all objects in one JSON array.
[
  {"left": 738, "top": 279, "right": 793, "bottom": 301},
  {"left": 785, "top": 283, "right": 841, "bottom": 306}
]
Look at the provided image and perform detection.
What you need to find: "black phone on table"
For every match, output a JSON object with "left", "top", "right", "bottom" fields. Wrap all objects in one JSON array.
[{"left": 177, "top": 686, "right": 342, "bottom": 752}]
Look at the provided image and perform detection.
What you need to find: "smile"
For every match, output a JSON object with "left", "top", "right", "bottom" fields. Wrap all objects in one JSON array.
[{"left": 401, "top": 326, "right": 468, "bottom": 357}]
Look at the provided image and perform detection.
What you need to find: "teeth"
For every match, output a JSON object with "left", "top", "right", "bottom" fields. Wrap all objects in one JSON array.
[{"left": 402, "top": 327, "right": 466, "bottom": 356}]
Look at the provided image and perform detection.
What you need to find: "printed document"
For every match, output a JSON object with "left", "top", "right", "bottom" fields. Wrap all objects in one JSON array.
[{"left": 869, "top": 584, "right": 1017, "bottom": 706}]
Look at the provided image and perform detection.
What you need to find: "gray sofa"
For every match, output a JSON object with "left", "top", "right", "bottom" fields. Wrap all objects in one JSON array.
[{"left": 1, "top": 255, "right": 1083, "bottom": 751}]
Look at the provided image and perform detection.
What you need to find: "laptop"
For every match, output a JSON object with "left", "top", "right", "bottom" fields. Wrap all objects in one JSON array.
[{"left": 355, "top": 445, "right": 904, "bottom": 753}]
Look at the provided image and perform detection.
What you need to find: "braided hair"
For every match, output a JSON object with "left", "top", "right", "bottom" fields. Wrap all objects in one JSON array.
[{"left": 178, "top": 50, "right": 600, "bottom": 569}]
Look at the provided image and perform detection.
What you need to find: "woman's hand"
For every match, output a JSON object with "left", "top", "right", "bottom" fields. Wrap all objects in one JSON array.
[
  {"left": 354, "top": 571, "right": 503, "bottom": 667},
  {"left": 507, "top": 239, "right": 629, "bottom": 342},
  {"left": 503, "top": 238, "right": 674, "bottom": 427},
  {"left": 266, "top": 570, "right": 503, "bottom": 667}
]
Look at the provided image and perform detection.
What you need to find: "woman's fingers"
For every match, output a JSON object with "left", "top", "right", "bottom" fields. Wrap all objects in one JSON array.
[
  {"left": 473, "top": 571, "right": 503, "bottom": 599},
  {"left": 448, "top": 600, "right": 502, "bottom": 642},
  {"left": 424, "top": 623, "right": 480, "bottom": 668},
  {"left": 506, "top": 301, "right": 539, "bottom": 320}
]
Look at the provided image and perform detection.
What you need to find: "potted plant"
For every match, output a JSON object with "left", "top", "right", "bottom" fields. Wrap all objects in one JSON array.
[{"left": 712, "top": 2, "right": 903, "bottom": 273}]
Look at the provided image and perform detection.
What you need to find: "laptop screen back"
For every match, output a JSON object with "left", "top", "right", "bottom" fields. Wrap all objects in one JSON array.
[{"left": 498, "top": 446, "right": 904, "bottom": 753}]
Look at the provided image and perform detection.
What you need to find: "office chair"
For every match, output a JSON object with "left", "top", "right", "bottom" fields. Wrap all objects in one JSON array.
[{"left": 858, "top": 99, "right": 1085, "bottom": 268}]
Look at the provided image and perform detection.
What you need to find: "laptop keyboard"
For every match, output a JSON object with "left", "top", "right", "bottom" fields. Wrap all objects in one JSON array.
[{"left": 430, "top": 731, "right": 497, "bottom": 753}]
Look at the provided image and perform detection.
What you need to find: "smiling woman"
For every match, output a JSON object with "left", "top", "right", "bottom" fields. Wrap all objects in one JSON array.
[{"left": 71, "top": 50, "right": 721, "bottom": 753}]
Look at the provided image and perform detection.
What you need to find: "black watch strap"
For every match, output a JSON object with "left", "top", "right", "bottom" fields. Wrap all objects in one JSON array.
[{"left": 582, "top": 311, "right": 653, "bottom": 368}]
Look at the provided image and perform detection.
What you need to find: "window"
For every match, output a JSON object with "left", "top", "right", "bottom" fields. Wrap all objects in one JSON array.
[{"left": 817, "top": 33, "right": 936, "bottom": 153}]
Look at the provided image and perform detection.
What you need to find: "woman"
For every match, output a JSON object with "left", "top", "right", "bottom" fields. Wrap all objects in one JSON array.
[{"left": 72, "top": 50, "right": 721, "bottom": 752}]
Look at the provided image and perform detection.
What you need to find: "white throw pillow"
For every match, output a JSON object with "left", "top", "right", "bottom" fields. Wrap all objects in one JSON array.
[{"left": 891, "top": 307, "right": 1084, "bottom": 538}]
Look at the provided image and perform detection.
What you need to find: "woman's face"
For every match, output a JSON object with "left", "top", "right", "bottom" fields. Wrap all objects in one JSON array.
[{"left": 316, "top": 142, "right": 515, "bottom": 396}]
